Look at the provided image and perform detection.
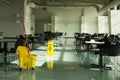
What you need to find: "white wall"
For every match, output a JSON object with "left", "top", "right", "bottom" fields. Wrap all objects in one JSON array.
[
  {"left": 34, "top": 8, "right": 51, "bottom": 34},
  {"left": 1, "top": 22, "right": 24, "bottom": 37},
  {"left": 55, "top": 8, "right": 81, "bottom": 37},
  {"left": 47, "top": 7, "right": 82, "bottom": 37},
  {"left": 35, "top": 18, "right": 51, "bottom": 33},
  {"left": 0, "top": 6, "right": 24, "bottom": 50},
  {"left": 0, "top": 7, "right": 24, "bottom": 37},
  {"left": 35, "top": 6, "right": 103, "bottom": 36}
]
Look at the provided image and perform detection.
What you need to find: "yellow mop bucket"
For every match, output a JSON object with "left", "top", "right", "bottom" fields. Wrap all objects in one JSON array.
[
  {"left": 18, "top": 54, "right": 28, "bottom": 70},
  {"left": 27, "top": 54, "right": 37, "bottom": 70},
  {"left": 16, "top": 46, "right": 29, "bottom": 56},
  {"left": 16, "top": 46, "right": 37, "bottom": 70},
  {"left": 16, "top": 46, "right": 28, "bottom": 70}
]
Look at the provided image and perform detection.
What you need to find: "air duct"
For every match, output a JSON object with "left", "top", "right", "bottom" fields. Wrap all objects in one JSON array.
[{"left": 98, "top": 0, "right": 120, "bottom": 14}]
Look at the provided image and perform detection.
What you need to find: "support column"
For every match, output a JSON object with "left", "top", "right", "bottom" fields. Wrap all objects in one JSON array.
[
  {"left": 24, "top": 0, "right": 32, "bottom": 35},
  {"left": 51, "top": 15, "right": 55, "bottom": 32}
]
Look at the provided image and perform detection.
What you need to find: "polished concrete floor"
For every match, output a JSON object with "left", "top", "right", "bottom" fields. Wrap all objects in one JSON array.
[{"left": 0, "top": 37, "right": 120, "bottom": 80}]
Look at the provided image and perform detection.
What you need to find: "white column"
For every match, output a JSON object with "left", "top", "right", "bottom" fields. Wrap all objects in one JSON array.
[
  {"left": 110, "top": 10, "right": 120, "bottom": 34},
  {"left": 81, "top": 16, "right": 86, "bottom": 33},
  {"left": 31, "top": 15, "right": 35, "bottom": 35},
  {"left": 24, "top": 0, "right": 32, "bottom": 34},
  {"left": 98, "top": 16, "right": 109, "bottom": 33},
  {"left": 51, "top": 15, "right": 55, "bottom": 32}
]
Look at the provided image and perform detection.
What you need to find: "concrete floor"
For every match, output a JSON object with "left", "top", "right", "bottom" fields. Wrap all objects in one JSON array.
[{"left": 0, "top": 37, "right": 120, "bottom": 80}]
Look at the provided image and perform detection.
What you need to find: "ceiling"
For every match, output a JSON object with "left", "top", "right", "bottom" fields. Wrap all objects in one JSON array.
[
  {"left": 27, "top": 0, "right": 112, "bottom": 7},
  {"left": 0, "top": 0, "right": 119, "bottom": 20},
  {"left": 0, "top": 0, "right": 24, "bottom": 8},
  {"left": 0, "top": 0, "right": 113, "bottom": 7},
  {"left": 0, "top": 0, "right": 117, "bottom": 10}
]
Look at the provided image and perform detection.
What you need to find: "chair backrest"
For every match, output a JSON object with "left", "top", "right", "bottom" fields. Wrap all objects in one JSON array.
[{"left": 103, "top": 43, "right": 120, "bottom": 56}]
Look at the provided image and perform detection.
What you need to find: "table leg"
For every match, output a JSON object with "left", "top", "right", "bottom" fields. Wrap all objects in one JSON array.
[
  {"left": 99, "top": 53, "right": 103, "bottom": 69},
  {"left": 4, "top": 42, "right": 7, "bottom": 65}
]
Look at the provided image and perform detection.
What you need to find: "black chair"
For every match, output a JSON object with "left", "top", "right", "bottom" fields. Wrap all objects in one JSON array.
[{"left": 96, "top": 35, "right": 120, "bottom": 69}]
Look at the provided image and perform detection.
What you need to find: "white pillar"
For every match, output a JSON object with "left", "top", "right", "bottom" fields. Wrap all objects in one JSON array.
[
  {"left": 31, "top": 15, "right": 35, "bottom": 35},
  {"left": 98, "top": 16, "right": 109, "bottom": 33},
  {"left": 24, "top": 0, "right": 32, "bottom": 34},
  {"left": 51, "top": 15, "right": 55, "bottom": 32}
]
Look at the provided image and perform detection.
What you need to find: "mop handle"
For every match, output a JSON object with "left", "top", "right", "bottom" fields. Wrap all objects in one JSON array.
[{"left": 20, "top": 9, "right": 29, "bottom": 54}]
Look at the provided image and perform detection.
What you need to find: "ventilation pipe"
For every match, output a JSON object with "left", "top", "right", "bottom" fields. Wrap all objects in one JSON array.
[
  {"left": 28, "top": 1, "right": 100, "bottom": 10},
  {"left": 98, "top": 0, "right": 120, "bottom": 14}
]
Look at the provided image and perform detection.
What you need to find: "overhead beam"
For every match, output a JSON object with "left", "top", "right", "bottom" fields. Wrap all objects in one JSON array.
[
  {"left": 47, "top": 0, "right": 106, "bottom": 4},
  {"left": 98, "top": 0, "right": 120, "bottom": 14},
  {"left": 28, "top": 0, "right": 106, "bottom": 6}
]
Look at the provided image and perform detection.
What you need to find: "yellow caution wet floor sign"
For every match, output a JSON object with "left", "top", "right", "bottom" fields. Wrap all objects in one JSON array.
[
  {"left": 47, "top": 56, "right": 53, "bottom": 70},
  {"left": 46, "top": 40, "right": 54, "bottom": 56},
  {"left": 46, "top": 40, "right": 54, "bottom": 70}
]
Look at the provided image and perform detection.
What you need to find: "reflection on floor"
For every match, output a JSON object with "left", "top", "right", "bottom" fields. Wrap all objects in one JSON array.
[{"left": 0, "top": 37, "right": 120, "bottom": 80}]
